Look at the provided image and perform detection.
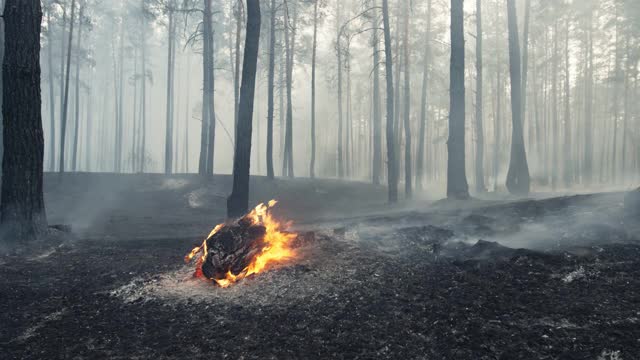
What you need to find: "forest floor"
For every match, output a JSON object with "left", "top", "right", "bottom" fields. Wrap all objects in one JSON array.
[{"left": 1, "top": 173, "right": 639, "bottom": 359}]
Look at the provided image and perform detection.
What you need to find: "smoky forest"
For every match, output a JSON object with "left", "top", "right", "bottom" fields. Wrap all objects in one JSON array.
[{"left": 1, "top": 0, "right": 640, "bottom": 358}]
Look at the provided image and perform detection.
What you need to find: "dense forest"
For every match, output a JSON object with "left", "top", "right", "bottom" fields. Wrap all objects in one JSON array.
[
  {"left": 20, "top": 0, "right": 639, "bottom": 193},
  {"left": 2, "top": 0, "right": 640, "bottom": 358}
]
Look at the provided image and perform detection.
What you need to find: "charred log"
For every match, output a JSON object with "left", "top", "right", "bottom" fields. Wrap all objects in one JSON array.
[{"left": 201, "top": 216, "right": 266, "bottom": 280}]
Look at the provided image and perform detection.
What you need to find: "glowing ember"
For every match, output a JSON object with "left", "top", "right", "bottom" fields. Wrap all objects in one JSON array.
[{"left": 185, "top": 200, "right": 297, "bottom": 287}]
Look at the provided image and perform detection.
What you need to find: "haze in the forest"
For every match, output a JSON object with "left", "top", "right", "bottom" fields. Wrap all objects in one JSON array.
[{"left": 21, "top": 0, "right": 637, "bottom": 198}]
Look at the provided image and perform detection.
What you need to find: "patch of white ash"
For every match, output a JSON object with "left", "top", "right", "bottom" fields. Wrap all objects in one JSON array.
[
  {"left": 110, "top": 242, "right": 362, "bottom": 308},
  {"left": 12, "top": 308, "right": 67, "bottom": 343}
]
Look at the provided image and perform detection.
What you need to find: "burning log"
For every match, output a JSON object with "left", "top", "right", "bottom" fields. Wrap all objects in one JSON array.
[
  {"left": 201, "top": 216, "right": 267, "bottom": 280},
  {"left": 185, "top": 200, "right": 297, "bottom": 287}
]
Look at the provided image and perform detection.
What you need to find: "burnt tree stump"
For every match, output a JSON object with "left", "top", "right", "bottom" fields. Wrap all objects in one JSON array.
[{"left": 201, "top": 217, "right": 267, "bottom": 280}]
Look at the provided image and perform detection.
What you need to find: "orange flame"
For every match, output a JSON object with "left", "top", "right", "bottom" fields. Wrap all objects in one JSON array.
[{"left": 185, "top": 200, "right": 297, "bottom": 287}]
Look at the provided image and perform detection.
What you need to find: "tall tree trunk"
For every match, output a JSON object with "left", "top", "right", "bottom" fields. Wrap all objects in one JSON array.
[
  {"left": 1, "top": 0, "right": 47, "bottom": 242},
  {"left": 165, "top": 4, "right": 175, "bottom": 174},
  {"left": 521, "top": 0, "right": 531, "bottom": 125},
  {"left": 115, "top": 15, "right": 125, "bottom": 173},
  {"left": 59, "top": 0, "right": 76, "bottom": 173},
  {"left": 140, "top": 0, "right": 148, "bottom": 173},
  {"left": 336, "top": 0, "right": 344, "bottom": 178},
  {"left": 551, "top": 20, "right": 559, "bottom": 190},
  {"left": 227, "top": 0, "right": 261, "bottom": 218},
  {"left": 505, "top": 0, "right": 530, "bottom": 195},
  {"left": 46, "top": 8, "right": 56, "bottom": 172},
  {"left": 382, "top": 0, "right": 397, "bottom": 203},
  {"left": 447, "top": 0, "right": 469, "bottom": 200},
  {"left": 266, "top": 0, "right": 276, "bottom": 179},
  {"left": 416, "top": 0, "right": 431, "bottom": 191},
  {"left": 71, "top": 4, "right": 83, "bottom": 172},
  {"left": 563, "top": 15, "right": 571, "bottom": 187},
  {"left": 282, "top": 2, "right": 296, "bottom": 178},
  {"left": 583, "top": 10, "right": 593, "bottom": 185},
  {"left": 233, "top": 0, "right": 242, "bottom": 135},
  {"left": 199, "top": 1, "right": 211, "bottom": 175},
  {"left": 474, "top": 0, "right": 485, "bottom": 193},
  {"left": 402, "top": 0, "right": 412, "bottom": 198},
  {"left": 372, "top": 0, "right": 382, "bottom": 186},
  {"left": 310, "top": 0, "right": 318, "bottom": 178},
  {"left": 206, "top": 36, "right": 216, "bottom": 176}
]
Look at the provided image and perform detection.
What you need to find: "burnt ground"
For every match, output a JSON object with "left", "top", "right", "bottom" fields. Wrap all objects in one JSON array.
[{"left": 1, "top": 174, "right": 639, "bottom": 359}]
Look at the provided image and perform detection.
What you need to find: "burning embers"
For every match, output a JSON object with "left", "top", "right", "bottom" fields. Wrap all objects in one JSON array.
[{"left": 185, "top": 200, "right": 297, "bottom": 287}]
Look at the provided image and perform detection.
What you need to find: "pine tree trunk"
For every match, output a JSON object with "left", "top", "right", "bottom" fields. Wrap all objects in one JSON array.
[
  {"left": 416, "top": 0, "right": 432, "bottom": 191},
  {"left": 310, "top": 0, "right": 318, "bottom": 179},
  {"left": 233, "top": 0, "right": 242, "bottom": 136},
  {"left": 59, "top": 0, "right": 76, "bottom": 173},
  {"left": 336, "top": 0, "right": 344, "bottom": 178},
  {"left": 474, "top": 0, "right": 485, "bottom": 193},
  {"left": 140, "top": 1, "right": 147, "bottom": 173},
  {"left": 227, "top": 0, "right": 261, "bottom": 218},
  {"left": 382, "top": 0, "right": 397, "bottom": 203},
  {"left": 563, "top": 16, "right": 572, "bottom": 187},
  {"left": 71, "top": 5, "right": 83, "bottom": 172},
  {"left": 402, "top": 0, "right": 412, "bottom": 198},
  {"left": 266, "top": 0, "right": 276, "bottom": 179},
  {"left": 1, "top": 0, "right": 47, "bottom": 242},
  {"left": 46, "top": 8, "right": 56, "bottom": 172},
  {"left": 372, "top": 0, "right": 382, "bottom": 186},
  {"left": 505, "top": 0, "right": 530, "bottom": 195},
  {"left": 447, "top": 0, "right": 469, "bottom": 200},
  {"left": 165, "top": 5, "right": 175, "bottom": 174}
]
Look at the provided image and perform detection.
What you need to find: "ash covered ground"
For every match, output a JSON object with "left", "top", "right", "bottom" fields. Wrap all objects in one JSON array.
[{"left": 1, "top": 174, "right": 639, "bottom": 359}]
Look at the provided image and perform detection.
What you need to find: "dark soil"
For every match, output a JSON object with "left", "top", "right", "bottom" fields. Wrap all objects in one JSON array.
[{"left": 1, "top": 174, "right": 639, "bottom": 359}]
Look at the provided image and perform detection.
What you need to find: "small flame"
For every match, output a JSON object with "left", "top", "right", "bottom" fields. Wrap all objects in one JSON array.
[{"left": 185, "top": 200, "right": 297, "bottom": 287}]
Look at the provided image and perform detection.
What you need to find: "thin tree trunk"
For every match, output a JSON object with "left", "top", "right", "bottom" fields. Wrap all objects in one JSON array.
[
  {"left": 310, "top": 0, "right": 318, "bottom": 178},
  {"left": 282, "top": 2, "right": 296, "bottom": 178},
  {"left": 372, "top": 0, "right": 382, "bottom": 185},
  {"left": 563, "top": 15, "right": 571, "bottom": 187},
  {"left": 447, "top": 0, "right": 469, "bottom": 200},
  {"left": 140, "top": 0, "right": 147, "bottom": 172},
  {"left": 505, "top": 0, "right": 530, "bottom": 195},
  {"left": 227, "top": 0, "right": 261, "bottom": 218},
  {"left": 1, "top": 0, "right": 47, "bottom": 241},
  {"left": 266, "top": 0, "right": 276, "bottom": 179},
  {"left": 382, "top": 0, "right": 397, "bottom": 203},
  {"left": 402, "top": 0, "right": 412, "bottom": 198},
  {"left": 474, "top": 0, "right": 485, "bottom": 193},
  {"left": 233, "top": 0, "right": 242, "bottom": 135},
  {"left": 165, "top": 4, "right": 175, "bottom": 174},
  {"left": 59, "top": 0, "right": 76, "bottom": 173},
  {"left": 336, "top": 0, "right": 344, "bottom": 178},
  {"left": 46, "top": 8, "right": 56, "bottom": 172},
  {"left": 71, "top": 4, "right": 83, "bottom": 172}
]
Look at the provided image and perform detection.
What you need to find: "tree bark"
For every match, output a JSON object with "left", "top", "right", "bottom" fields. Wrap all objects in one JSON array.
[
  {"left": 382, "top": 0, "right": 397, "bottom": 203},
  {"left": 416, "top": 0, "right": 431, "bottom": 191},
  {"left": 402, "top": 0, "right": 412, "bottom": 198},
  {"left": 372, "top": 0, "right": 382, "bottom": 186},
  {"left": 71, "top": 4, "right": 83, "bottom": 172},
  {"left": 336, "top": 0, "right": 344, "bottom": 178},
  {"left": 505, "top": 0, "right": 530, "bottom": 195},
  {"left": 266, "top": 0, "right": 276, "bottom": 179},
  {"left": 310, "top": 0, "right": 318, "bottom": 178},
  {"left": 474, "top": 0, "right": 485, "bottom": 193},
  {"left": 1, "top": 0, "right": 47, "bottom": 242},
  {"left": 165, "top": 3, "right": 175, "bottom": 174},
  {"left": 447, "top": 0, "right": 469, "bottom": 200},
  {"left": 46, "top": 7, "right": 56, "bottom": 172},
  {"left": 59, "top": 0, "right": 76, "bottom": 173},
  {"left": 227, "top": 0, "right": 261, "bottom": 218}
]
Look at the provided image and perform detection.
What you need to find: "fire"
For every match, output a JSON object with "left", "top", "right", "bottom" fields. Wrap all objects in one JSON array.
[{"left": 185, "top": 200, "right": 297, "bottom": 287}]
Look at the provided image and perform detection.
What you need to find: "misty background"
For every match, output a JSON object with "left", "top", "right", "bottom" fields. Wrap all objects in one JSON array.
[{"left": 37, "top": 0, "right": 640, "bottom": 195}]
